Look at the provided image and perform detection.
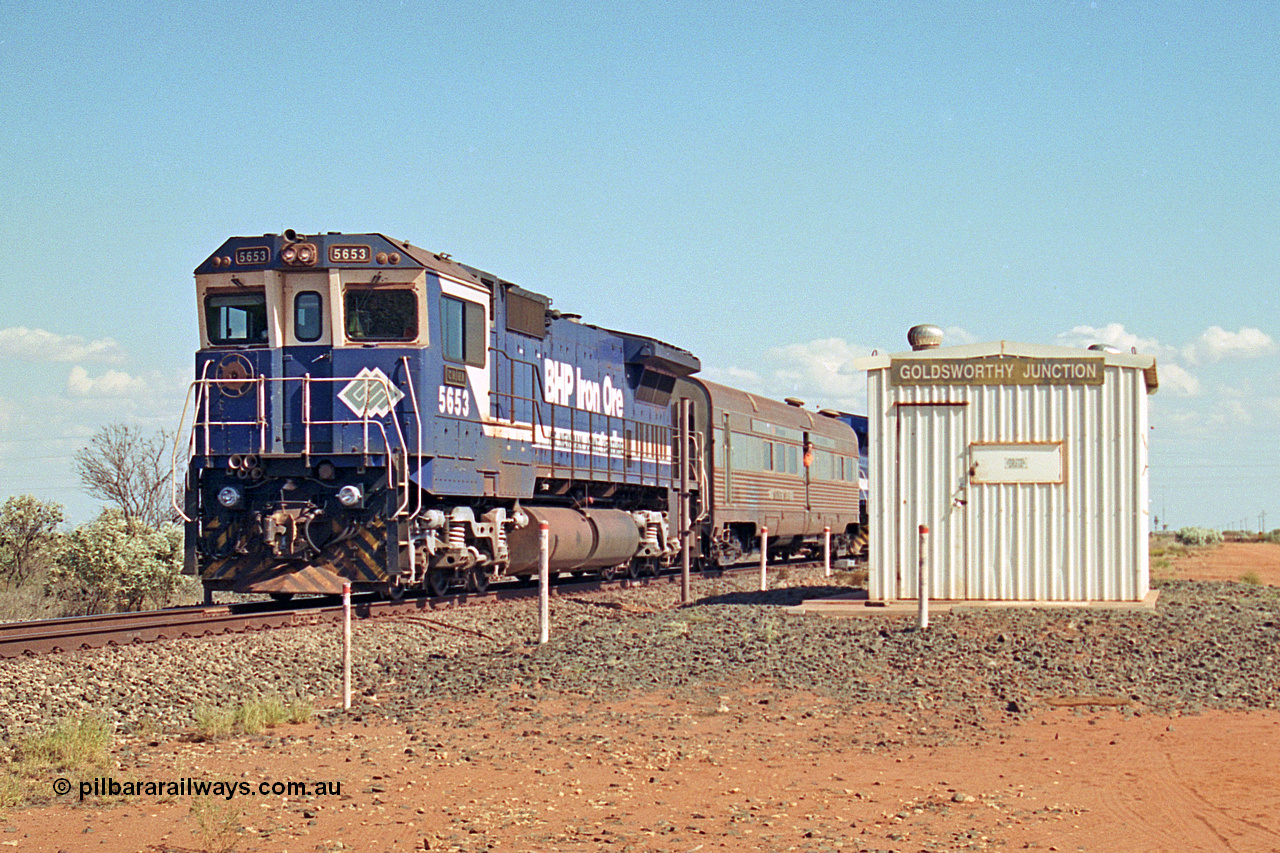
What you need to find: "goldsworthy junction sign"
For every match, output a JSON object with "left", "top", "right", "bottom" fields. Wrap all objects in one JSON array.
[{"left": 889, "top": 356, "right": 1105, "bottom": 387}]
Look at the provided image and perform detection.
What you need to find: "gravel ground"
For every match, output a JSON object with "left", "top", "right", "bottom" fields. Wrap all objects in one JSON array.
[{"left": 2, "top": 568, "right": 1277, "bottom": 744}]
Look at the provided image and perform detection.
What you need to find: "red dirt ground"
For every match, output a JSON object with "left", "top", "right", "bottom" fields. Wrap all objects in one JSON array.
[{"left": 7, "top": 543, "right": 1280, "bottom": 852}]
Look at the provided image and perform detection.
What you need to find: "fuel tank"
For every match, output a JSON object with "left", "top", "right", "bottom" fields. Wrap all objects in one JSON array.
[{"left": 506, "top": 506, "right": 642, "bottom": 573}]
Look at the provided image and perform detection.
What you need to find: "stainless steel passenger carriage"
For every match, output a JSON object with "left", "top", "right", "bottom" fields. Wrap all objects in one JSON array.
[{"left": 674, "top": 378, "right": 863, "bottom": 565}]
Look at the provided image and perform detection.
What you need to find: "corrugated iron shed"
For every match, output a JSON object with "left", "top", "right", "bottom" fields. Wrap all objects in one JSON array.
[{"left": 855, "top": 340, "right": 1157, "bottom": 603}]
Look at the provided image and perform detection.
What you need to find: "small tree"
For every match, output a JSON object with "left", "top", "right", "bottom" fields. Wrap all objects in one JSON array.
[
  {"left": 47, "top": 511, "right": 186, "bottom": 614},
  {"left": 0, "top": 495, "right": 64, "bottom": 586},
  {"left": 73, "top": 424, "right": 175, "bottom": 533}
]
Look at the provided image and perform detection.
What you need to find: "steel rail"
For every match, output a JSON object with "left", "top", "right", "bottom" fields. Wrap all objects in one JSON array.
[{"left": 0, "top": 559, "right": 837, "bottom": 659}]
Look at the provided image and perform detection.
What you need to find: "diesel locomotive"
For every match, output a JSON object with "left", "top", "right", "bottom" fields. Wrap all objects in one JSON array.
[{"left": 174, "top": 231, "right": 863, "bottom": 601}]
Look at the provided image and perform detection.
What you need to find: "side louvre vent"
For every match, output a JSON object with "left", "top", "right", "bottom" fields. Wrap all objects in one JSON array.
[{"left": 505, "top": 287, "right": 548, "bottom": 339}]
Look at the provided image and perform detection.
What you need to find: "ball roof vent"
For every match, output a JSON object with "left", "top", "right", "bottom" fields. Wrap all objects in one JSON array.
[{"left": 907, "top": 324, "right": 944, "bottom": 351}]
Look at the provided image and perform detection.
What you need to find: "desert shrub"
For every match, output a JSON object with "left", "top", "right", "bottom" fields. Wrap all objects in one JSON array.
[
  {"left": 195, "top": 696, "right": 313, "bottom": 740},
  {"left": 189, "top": 795, "right": 245, "bottom": 853},
  {"left": 0, "top": 495, "right": 64, "bottom": 587},
  {"left": 46, "top": 510, "right": 195, "bottom": 615},
  {"left": 1175, "top": 526, "right": 1222, "bottom": 547},
  {"left": 1, "top": 713, "right": 113, "bottom": 805}
]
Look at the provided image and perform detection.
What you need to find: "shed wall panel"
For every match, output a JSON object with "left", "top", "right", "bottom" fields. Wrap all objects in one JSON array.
[{"left": 868, "top": 358, "right": 1151, "bottom": 602}]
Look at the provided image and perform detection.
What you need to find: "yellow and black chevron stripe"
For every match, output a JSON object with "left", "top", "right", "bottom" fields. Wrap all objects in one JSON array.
[{"left": 200, "top": 515, "right": 394, "bottom": 595}]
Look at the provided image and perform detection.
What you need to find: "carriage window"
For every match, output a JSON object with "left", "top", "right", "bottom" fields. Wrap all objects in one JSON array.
[
  {"left": 206, "top": 291, "right": 268, "bottom": 345},
  {"left": 294, "top": 291, "right": 323, "bottom": 342},
  {"left": 345, "top": 288, "right": 417, "bottom": 341},
  {"left": 441, "top": 295, "right": 486, "bottom": 367}
]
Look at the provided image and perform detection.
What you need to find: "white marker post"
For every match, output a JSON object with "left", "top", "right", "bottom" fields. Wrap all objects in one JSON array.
[
  {"left": 917, "top": 525, "right": 929, "bottom": 631},
  {"left": 823, "top": 526, "right": 831, "bottom": 578},
  {"left": 538, "top": 519, "right": 550, "bottom": 645},
  {"left": 342, "top": 581, "right": 352, "bottom": 711},
  {"left": 679, "top": 397, "right": 691, "bottom": 606},
  {"left": 759, "top": 526, "right": 768, "bottom": 592}
]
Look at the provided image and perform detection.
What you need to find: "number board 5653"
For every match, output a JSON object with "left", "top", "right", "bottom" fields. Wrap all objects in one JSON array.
[{"left": 438, "top": 385, "right": 471, "bottom": 417}]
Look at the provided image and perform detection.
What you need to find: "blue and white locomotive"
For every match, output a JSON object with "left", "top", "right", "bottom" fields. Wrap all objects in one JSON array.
[{"left": 176, "top": 231, "right": 863, "bottom": 601}]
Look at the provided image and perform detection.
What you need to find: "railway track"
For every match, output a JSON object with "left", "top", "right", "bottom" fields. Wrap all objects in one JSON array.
[{"left": 0, "top": 559, "right": 845, "bottom": 659}]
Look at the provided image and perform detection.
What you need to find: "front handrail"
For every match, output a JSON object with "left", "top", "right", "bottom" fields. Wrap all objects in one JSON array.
[{"left": 171, "top": 370, "right": 421, "bottom": 521}]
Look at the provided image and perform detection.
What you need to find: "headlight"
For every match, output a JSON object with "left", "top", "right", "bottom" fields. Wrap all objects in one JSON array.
[
  {"left": 281, "top": 242, "right": 318, "bottom": 267},
  {"left": 336, "top": 485, "right": 363, "bottom": 508},
  {"left": 217, "top": 486, "right": 244, "bottom": 509}
]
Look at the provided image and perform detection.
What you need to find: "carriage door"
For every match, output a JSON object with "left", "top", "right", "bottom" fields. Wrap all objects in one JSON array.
[{"left": 894, "top": 403, "right": 969, "bottom": 600}]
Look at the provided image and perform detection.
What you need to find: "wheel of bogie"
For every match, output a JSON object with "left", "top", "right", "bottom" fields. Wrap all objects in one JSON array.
[
  {"left": 427, "top": 569, "right": 452, "bottom": 598},
  {"left": 268, "top": 592, "right": 295, "bottom": 603},
  {"left": 598, "top": 564, "right": 617, "bottom": 582},
  {"left": 644, "top": 559, "right": 661, "bottom": 577},
  {"left": 386, "top": 584, "right": 406, "bottom": 601},
  {"left": 467, "top": 568, "right": 491, "bottom": 594},
  {"left": 625, "top": 560, "right": 641, "bottom": 580}
]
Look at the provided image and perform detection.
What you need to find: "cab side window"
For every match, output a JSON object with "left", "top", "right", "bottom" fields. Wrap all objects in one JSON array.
[
  {"left": 294, "top": 291, "right": 323, "bottom": 342},
  {"left": 441, "top": 295, "right": 485, "bottom": 367}
]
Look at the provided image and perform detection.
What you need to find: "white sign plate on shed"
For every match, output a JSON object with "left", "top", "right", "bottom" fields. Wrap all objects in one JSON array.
[{"left": 969, "top": 442, "right": 1063, "bottom": 484}]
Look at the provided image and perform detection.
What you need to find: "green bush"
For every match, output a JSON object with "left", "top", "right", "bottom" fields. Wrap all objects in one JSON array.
[
  {"left": 1174, "top": 526, "right": 1222, "bottom": 547},
  {"left": 0, "top": 495, "right": 64, "bottom": 587},
  {"left": 1, "top": 714, "right": 113, "bottom": 806},
  {"left": 195, "top": 696, "right": 313, "bottom": 740},
  {"left": 45, "top": 510, "right": 194, "bottom": 615}
]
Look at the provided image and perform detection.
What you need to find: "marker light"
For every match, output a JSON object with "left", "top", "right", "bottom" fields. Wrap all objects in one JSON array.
[
  {"left": 336, "top": 485, "right": 363, "bottom": 508},
  {"left": 217, "top": 486, "right": 244, "bottom": 509}
]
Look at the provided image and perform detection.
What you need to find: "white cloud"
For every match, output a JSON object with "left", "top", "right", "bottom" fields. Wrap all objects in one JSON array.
[
  {"left": 1182, "top": 326, "right": 1277, "bottom": 365},
  {"left": 1157, "top": 363, "right": 1201, "bottom": 396},
  {"left": 702, "top": 337, "right": 872, "bottom": 412},
  {"left": 1213, "top": 399, "right": 1253, "bottom": 425},
  {"left": 941, "top": 325, "right": 979, "bottom": 345},
  {"left": 1054, "top": 323, "right": 1177, "bottom": 359},
  {"left": 66, "top": 366, "right": 148, "bottom": 397},
  {"left": 0, "top": 327, "right": 126, "bottom": 364}
]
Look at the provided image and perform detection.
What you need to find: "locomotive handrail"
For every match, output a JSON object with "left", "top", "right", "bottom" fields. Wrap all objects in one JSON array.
[
  {"left": 398, "top": 355, "right": 424, "bottom": 523},
  {"left": 293, "top": 373, "right": 414, "bottom": 518},
  {"left": 175, "top": 370, "right": 419, "bottom": 519},
  {"left": 692, "top": 432, "right": 709, "bottom": 524},
  {"left": 481, "top": 346, "right": 684, "bottom": 494},
  {"left": 170, "top": 359, "right": 219, "bottom": 523}
]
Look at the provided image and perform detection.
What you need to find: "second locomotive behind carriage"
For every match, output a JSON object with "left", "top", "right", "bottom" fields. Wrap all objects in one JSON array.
[{"left": 176, "top": 231, "right": 863, "bottom": 600}]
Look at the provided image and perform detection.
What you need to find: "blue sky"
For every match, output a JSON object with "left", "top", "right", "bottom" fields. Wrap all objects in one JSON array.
[{"left": 0, "top": 1, "right": 1276, "bottom": 531}]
